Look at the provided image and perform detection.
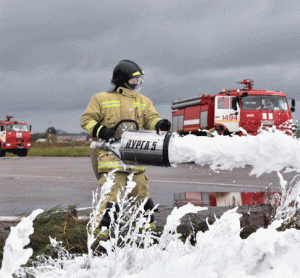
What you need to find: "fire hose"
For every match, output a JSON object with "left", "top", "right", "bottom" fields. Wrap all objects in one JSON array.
[{"left": 90, "top": 120, "right": 173, "bottom": 180}]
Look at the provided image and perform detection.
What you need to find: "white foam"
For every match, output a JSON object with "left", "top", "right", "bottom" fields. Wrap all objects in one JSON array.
[
  {"left": 3, "top": 129, "right": 300, "bottom": 277},
  {"left": 169, "top": 128, "right": 300, "bottom": 176},
  {"left": 0, "top": 209, "right": 44, "bottom": 278}
]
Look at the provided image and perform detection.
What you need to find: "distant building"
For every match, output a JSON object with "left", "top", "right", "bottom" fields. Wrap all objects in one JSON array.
[
  {"left": 56, "top": 133, "right": 89, "bottom": 142},
  {"left": 87, "top": 135, "right": 99, "bottom": 142},
  {"left": 36, "top": 138, "right": 47, "bottom": 142},
  {"left": 69, "top": 135, "right": 88, "bottom": 142}
]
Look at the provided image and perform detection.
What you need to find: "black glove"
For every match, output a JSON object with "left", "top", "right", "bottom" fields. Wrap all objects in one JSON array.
[
  {"left": 98, "top": 126, "right": 115, "bottom": 142},
  {"left": 156, "top": 119, "right": 171, "bottom": 134}
]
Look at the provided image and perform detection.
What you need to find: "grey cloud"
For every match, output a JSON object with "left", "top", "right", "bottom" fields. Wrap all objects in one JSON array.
[
  {"left": 0, "top": 2, "right": 141, "bottom": 72},
  {"left": 209, "top": 37, "right": 300, "bottom": 69},
  {"left": 0, "top": 96, "right": 89, "bottom": 114}
]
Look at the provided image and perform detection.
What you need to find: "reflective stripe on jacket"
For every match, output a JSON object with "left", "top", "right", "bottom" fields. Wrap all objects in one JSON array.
[{"left": 81, "top": 87, "right": 161, "bottom": 173}]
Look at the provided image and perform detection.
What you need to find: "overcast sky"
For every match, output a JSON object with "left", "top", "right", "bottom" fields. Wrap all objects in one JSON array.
[{"left": 0, "top": 0, "right": 300, "bottom": 133}]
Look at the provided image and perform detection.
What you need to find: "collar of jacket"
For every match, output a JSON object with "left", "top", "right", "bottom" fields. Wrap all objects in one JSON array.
[{"left": 117, "top": 87, "right": 137, "bottom": 98}]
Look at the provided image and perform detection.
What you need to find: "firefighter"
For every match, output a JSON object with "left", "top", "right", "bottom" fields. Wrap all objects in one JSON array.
[
  {"left": 263, "top": 97, "right": 274, "bottom": 110},
  {"left": 81, "top": 60, "right": 171, "bottom": 235},
  {"left": 258, "top": 96, "right": 274, "bottom": 110}
]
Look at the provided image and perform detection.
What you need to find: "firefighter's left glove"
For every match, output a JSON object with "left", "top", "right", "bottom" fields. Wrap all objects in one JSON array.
[
  {"left": 98, "top": 126, "right": 116, "bottom": 142},
  {"left": 156, "top": 119, "right": 171, "bottom": 134}
]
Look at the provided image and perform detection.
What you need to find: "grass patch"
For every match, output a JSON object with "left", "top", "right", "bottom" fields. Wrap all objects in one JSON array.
[
  {"left": 27, "top": 147, "right": 90, "bottom": 157},
  {"left": 6, "top": 141, "right": 91, "bottom": 157},
  {"left": 32, "top": 141, "right": 91, "bottom": 149}
]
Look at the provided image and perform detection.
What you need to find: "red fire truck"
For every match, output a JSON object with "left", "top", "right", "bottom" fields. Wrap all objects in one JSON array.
[
  {"left": 0, "top": 115, "right": 31, "bottom": 157},
  {"left": 171, "top": 79, "right": 295, "bottom": 136}
]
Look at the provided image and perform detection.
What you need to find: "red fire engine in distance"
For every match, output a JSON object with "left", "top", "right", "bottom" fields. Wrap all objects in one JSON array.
[
  {"left": 171, "top": 79, "right": 295, "bottom": 136},
  {"left": 0, "top": 115, "right": 32, "bottom": 157}
]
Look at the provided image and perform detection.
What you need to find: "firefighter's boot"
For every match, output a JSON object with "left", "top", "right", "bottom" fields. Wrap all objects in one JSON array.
[
  {"left": 98, "top": 202, "right": 120, "bottom": 239},
  {"left": 139, "top": 198, "right": 157, "bottom": 232},
  {"left": 89, "top": 202, "right": 120, "bottom": 240},
  {"left": 99, "top": 202, "right": 120, "bottom": 228}
]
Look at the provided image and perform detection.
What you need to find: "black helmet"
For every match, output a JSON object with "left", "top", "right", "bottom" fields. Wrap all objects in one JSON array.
[{"left": 111, "top": 60, "right": 144, "bottom": 91}]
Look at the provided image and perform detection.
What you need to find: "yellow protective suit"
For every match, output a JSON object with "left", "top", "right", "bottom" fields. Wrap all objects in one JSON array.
[{"left": 81, "top": 86, "right": 161, "bottom": 216}]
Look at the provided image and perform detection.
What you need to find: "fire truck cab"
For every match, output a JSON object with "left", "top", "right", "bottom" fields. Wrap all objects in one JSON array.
[
  {"left": 0, "top": 115, "right": 31, "bottom": 157},
  {"left": 172, "top": 79, "right": 295, "bottom": 136}
]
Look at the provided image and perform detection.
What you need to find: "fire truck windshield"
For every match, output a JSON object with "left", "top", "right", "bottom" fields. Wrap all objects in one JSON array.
[
  {"left": 241, "top": 95, "right": 288, "bottom": 111},
  {"left": 6, "top": 124, "right": 29, "bottom": 132}
]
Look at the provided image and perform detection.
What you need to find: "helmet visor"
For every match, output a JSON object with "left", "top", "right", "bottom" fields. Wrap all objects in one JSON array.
[{"left": 125, "top": 77, "right": 144, "bottom": 91}]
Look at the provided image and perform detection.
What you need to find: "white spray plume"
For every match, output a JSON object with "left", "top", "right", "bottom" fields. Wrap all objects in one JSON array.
[{"left": 0, "top": 209, "right": 44, "bottom": 278}]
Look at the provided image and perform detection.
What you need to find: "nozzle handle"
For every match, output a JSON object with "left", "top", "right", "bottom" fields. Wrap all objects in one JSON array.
[{"left": 112, "top": 119, "right": 139, "bottom": 131}]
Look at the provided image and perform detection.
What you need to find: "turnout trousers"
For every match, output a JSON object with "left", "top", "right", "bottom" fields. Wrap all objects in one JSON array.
[{"left": 97, "top": 171, "right": 150, "bottom": 217}]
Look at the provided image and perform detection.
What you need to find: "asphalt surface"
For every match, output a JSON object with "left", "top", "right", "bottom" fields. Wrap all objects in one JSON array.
[{"left": 1, "top": 156, "right": 296, "bottom": 219}]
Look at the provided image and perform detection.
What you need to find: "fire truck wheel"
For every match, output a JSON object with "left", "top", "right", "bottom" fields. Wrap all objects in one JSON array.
[
  {"left": 18, "top": 149, "right": 28, "bottom": 157},
  {"left": 0, "top": 146, "right": 5, "bottom": 157}
]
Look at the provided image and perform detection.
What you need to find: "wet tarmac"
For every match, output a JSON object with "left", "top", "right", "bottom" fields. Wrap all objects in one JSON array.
[{"left": 0, "top": 156, "right": 295, "bottom": 231}]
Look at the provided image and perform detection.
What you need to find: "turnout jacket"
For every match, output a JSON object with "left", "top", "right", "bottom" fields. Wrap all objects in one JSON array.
[{"left": 81, "top": 87, "right": 161, "bottom": 173}]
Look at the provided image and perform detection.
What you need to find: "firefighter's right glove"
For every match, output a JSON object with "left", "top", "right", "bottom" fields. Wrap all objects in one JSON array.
[
  {"left": 98, "top": 126, "right": 115, "bottom": 142},
  {"left": 156, "top": 119, "right": 171, "bottom": 134}
]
